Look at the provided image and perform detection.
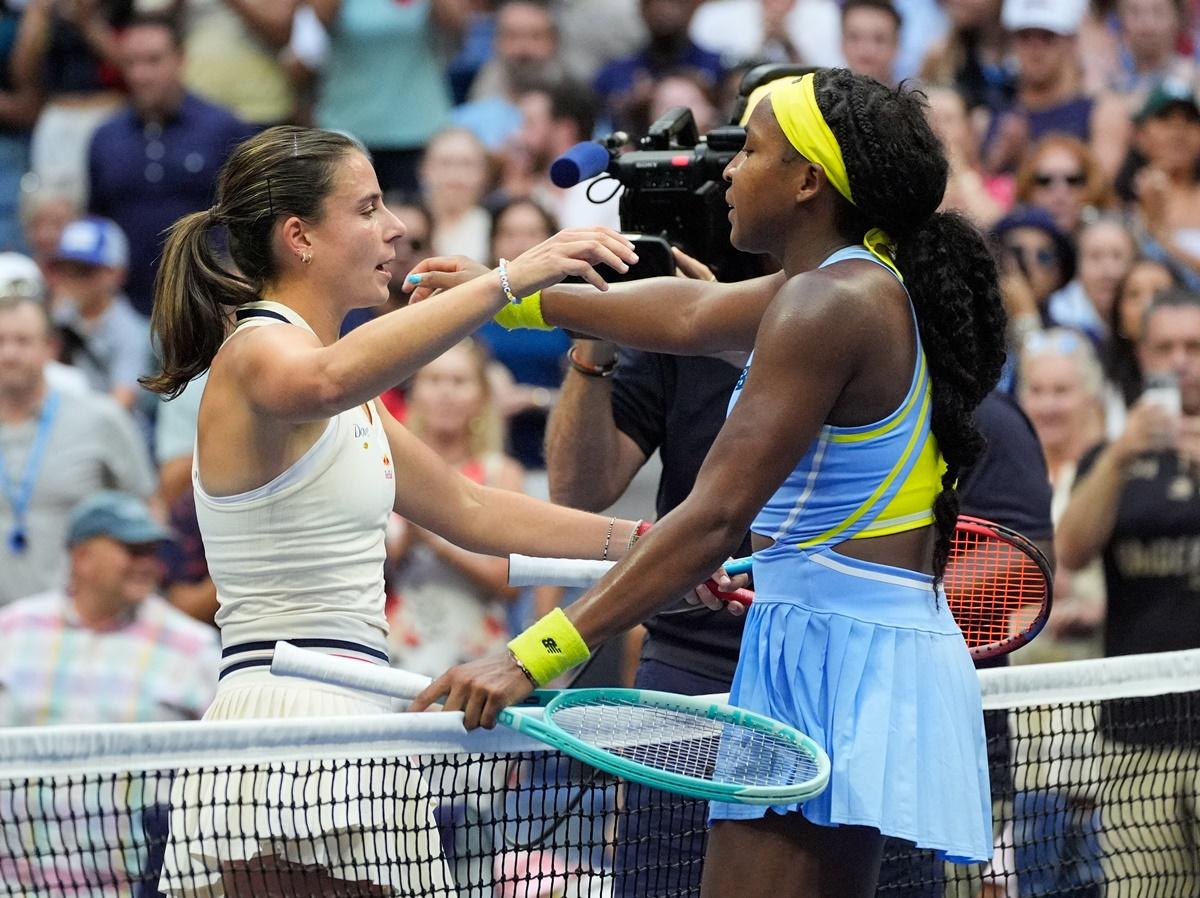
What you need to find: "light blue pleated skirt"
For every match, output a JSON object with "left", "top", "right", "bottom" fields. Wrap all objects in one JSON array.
[{"left": 710, "top": 547, "right": 992, "bottom": 863}]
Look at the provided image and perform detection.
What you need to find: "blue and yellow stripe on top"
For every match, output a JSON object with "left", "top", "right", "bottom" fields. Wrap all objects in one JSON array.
[{"left": 727, "top": 245, "right": 944, "bottom": 551}]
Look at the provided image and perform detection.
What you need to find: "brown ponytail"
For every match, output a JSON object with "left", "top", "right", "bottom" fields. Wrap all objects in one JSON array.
[
  {"left": 141, "top": 126, "right": 365, "bottom": 397},
  {"left": 140, "top": 210, "right": 258, "bottom": 397}
]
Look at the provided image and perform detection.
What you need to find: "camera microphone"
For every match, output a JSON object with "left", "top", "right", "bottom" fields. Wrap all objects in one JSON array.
[{"left": 549, "top": 141, "right": 613, "bottom": 189}]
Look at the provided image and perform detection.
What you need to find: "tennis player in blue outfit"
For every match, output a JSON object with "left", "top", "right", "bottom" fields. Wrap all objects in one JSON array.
[{"left": 412, "top": 69, "right": 1008, "bottom": 897}]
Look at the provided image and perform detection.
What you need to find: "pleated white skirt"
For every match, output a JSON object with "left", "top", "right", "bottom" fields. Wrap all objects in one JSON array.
[{"left": 157, "top": 669, "right": 457, "bottom": 897}]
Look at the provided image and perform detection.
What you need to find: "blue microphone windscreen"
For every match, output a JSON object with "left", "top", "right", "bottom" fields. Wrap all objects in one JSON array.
[{"left": 550, "top": 142, "right": 611, "bottom": 188}]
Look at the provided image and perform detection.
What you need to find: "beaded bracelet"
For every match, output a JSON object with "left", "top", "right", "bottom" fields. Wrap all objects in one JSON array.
[
  {"left": 497, "top": 258, "right": 522, "bottom": 305},
  {"left": 627, "top": 519, "right": 651, "bottom": 552}
]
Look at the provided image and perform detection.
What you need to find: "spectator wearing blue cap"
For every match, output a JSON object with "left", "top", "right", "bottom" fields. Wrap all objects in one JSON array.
[
  {"left": 0, "top": 288, "right": 156, "bottom": 607},
  {"left": 0, "top": 490, "right": 218, "bottom": 726},
  {"left": 87, "top": 13, "right": 254, "bottom": 318},
  {"left": 47, "top": 216, "right": 153, "bottom": 411}
]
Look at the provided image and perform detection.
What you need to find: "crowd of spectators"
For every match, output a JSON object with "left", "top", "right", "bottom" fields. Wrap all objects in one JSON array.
[{"left": 0, "top": 0, "right": 1199, "bottom": 723}]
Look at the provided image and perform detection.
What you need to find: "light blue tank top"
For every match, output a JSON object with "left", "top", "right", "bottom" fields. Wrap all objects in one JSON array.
[{"left": 728, "top": 245, "right": 943, "bottom": 552}]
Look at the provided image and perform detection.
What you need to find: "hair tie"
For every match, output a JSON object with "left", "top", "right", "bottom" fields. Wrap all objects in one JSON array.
[{"left": 206, "top": 205, "right": 221, "bottom": 225}]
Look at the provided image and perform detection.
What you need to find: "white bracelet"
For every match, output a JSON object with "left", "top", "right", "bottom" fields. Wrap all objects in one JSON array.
[{"left": 497, "top": 258, "right": 522, "bottom": 305}]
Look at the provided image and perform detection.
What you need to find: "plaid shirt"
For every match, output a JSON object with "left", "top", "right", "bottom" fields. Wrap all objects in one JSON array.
[{"left": 0, "top": 591, "right": 219, "bottom": 727}]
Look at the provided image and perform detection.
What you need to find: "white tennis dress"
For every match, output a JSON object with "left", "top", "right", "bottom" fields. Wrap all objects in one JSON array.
[{"left": 158, "top": 301, "right": 456, "bottom": 897}]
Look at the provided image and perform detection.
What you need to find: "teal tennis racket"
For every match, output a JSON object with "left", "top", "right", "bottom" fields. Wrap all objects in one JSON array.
[{"left": 270, "top": 642, "right": 829, "bottom": 806}]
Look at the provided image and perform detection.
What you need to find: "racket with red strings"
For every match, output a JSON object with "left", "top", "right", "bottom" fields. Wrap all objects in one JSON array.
[{"left": 509, "top": 515, "right": 1052, "bottom": 660}]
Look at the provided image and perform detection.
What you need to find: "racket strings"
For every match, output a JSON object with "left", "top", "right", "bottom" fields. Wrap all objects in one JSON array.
[
  {"left": 547, "top": 698, "right": 822, "bottom": 788},
  {"left": 945, "top": 529, "right": 1047, "bottom": 648}
]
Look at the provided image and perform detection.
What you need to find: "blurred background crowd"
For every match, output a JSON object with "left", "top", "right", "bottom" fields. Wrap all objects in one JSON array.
[{"left": 2, "top": 0, "right": 1200, "bottom": 728}]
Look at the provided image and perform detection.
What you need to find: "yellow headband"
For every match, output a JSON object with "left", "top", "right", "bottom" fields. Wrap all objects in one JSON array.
[
  {"left": 769, "top": 73, "right": 854, "bottom": 205},
  {"left": 764, "top": 73, "right": 901, "bottom": 280}
]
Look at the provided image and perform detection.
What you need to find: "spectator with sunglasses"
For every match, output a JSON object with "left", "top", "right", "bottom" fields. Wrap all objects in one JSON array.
[
  {"left": 1015, "top": 134, "right": 1116, "bottom": 237},
  {"left": 993, "top": 205, "right": 1078, "bottom": 356}
]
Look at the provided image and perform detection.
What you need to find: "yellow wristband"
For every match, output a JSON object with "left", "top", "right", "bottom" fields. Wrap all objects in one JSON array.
[
  {"left": 493, "top": 290, "right": 551, "bottom": 331},
  {"left": 507, "top": 607, "right": 590, "bottom": 686}
]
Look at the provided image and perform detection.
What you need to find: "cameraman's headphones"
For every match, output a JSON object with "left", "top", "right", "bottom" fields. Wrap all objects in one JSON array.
[{"left": 730, "top": 64, "right": 819, "bottom": 128}]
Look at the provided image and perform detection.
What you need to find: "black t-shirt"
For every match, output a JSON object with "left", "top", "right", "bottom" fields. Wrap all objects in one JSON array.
[
  {"left": 1075, "top": 443, "right": 1200, "bottom": 745},
  {"left": 1074, "top": 444, "right": 1200, "bottom": 656},
  {"left": 958, "top": 392, "right": 1054, "bottom": 543},
  {"left": 611, "top": 349, "right": 749, "bottom": 683}
]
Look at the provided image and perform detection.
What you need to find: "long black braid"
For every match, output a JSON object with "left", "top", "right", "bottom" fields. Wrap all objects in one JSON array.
[{"left": 814, "top": 68, "right": 1008, "bottom": 584}]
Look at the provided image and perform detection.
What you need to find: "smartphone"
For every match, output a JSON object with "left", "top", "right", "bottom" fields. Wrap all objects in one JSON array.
[
  {"left": 594, "top": 234, "right": 676, "bottom": 283},
  {"left": 1142, "top": 372, "right": 1182, "bottom": 417}
]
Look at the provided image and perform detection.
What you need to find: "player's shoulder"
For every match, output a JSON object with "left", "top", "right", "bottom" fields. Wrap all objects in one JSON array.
[
  {"left": 768, "top": 259, "right": 903, "bottom": 335},
  {"left": 216, "top": 319, "right": 323, "bottom": 375}
]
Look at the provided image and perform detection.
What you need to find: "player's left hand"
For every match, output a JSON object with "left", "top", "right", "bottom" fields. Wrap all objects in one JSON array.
[{"left": 409, "top": 653, "right": 534, "bottom": 730}]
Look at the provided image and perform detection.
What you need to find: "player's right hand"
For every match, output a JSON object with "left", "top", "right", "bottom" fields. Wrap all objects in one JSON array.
[
  {"left": 504, "top": 227, "right": 639, "bottom": 295},
  {"left": 686, "top": 567, "right": 750, "bottom": 616}
]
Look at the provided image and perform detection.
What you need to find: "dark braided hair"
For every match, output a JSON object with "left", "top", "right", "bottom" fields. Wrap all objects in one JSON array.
[{"left": 813, "top": 68, "right": 1007, "bottom": 583}]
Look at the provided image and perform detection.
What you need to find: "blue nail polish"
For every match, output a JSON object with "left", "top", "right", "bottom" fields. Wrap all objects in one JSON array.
[{"left": 406, "top": 273, "right": 421, "bottom": 284}]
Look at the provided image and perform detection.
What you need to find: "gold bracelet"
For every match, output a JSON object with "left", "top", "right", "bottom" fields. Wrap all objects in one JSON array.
[
  {"left": 509, "top": 650, "right": 539, "bottom": 687},
  {"left": 568, "top": 345, "right": 617, "bottom": 378}
]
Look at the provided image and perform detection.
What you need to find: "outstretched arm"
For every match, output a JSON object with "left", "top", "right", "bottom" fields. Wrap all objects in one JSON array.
[
  {"left": 413, "top": 272, "right": 864, "bottom": 726},
  {"left": 538, "top": 271, "right": 784, "bottom": 355},
  {"left": 405, "top": 255, "right": 785, "bottom": 355},
  {"left": 380, "top": 412, "right": 641, "bottom": 563},
  {"left": 230, "top": 230, "right": 637, "bottom": 423}
]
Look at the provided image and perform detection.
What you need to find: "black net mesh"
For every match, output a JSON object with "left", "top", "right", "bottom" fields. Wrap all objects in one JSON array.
[{"left": 2, "top": 683, "right": 1199, "bottom": 896}]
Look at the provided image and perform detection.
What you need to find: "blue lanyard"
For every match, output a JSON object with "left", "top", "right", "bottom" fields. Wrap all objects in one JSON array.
[{"left": 0, "top": 390, "right": 60, "bottom": 554}]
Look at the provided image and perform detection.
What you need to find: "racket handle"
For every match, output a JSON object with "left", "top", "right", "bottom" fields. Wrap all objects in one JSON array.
[
  {"left": 270, "top": 641, "right": 432, "bottom": 701},
  {"left": 703, "top": 578, "right": 755, "bottom": 607},
  {"left": 724, "top": 556, "right": 753, "bottom": 576},
  {"left": 509, "top": 554, "right": 615, "bottom": 587}
]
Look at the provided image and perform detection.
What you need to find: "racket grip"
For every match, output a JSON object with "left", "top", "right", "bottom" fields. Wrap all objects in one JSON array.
[
  {"left": 270, "top": 641, "right": 432, "bottom": 701},
  {"left": 723, "top": 556, "right": 753, "bottom": 576},
  {"left": 509, "top": 554, "right": 615, "bottom": 587},
  {"left": 703, "top": 578, "right": 755, "bottom": 607}
]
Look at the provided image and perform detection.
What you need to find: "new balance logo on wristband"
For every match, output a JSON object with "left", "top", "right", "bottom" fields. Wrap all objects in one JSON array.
[{"left": 541, "top": 637, "right": 563, "bottom": 655}]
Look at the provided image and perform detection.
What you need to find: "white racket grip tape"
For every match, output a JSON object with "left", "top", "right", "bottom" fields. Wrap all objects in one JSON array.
[
  {"left": 270, "top": 641, "right": 432, "bottom": 702},
  {"left": 508, "top": 554, "right": 615, "bottom": 588}
]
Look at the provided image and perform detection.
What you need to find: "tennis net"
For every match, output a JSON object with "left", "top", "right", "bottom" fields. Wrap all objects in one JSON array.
[{"left": 1, "top": 648, "right": 1199, "bottom": 897}]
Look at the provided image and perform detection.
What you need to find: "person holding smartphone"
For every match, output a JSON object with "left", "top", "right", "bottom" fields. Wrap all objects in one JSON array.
[{"left": 1057, "top": 287, "right": 1200, "bottom": 897}]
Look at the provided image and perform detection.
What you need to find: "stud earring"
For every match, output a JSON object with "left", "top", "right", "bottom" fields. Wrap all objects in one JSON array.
[{"left": 301, "top": 251, "right": 312, "bottom": 264}]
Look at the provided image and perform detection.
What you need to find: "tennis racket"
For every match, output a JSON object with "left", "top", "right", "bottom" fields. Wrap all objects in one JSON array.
[
  {"left": 509, "top": 515, "right": 1052, "bottom": 660},
  {"left": 270, "top": 641, "right": 830, "bottom": 806}
]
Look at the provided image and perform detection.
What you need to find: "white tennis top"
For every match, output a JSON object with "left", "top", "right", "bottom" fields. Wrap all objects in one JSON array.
[{"left": 194, "top": 301, "right": 395, "bottom": 670}]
